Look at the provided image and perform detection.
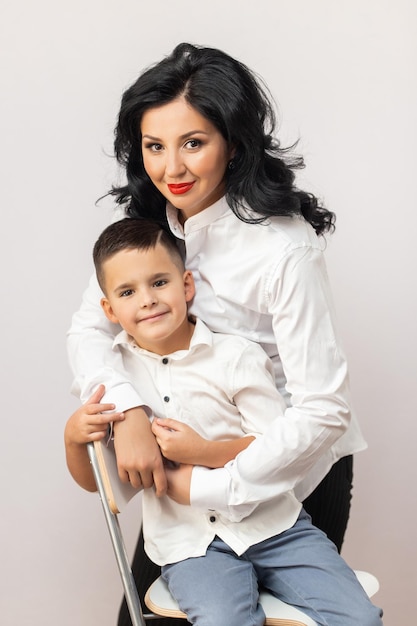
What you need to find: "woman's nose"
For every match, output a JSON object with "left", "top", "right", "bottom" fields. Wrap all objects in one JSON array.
[{"left": 165, "top": 150, "right": 186, "bottom": 178}]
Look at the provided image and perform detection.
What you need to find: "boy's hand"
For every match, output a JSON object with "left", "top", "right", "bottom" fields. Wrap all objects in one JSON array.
[
  {"left": 65, "top": 384, "right": 124, "bottom": 445},
  {"left": 152, "top": 418, "right": 207, "bottom": 464},
  {"left": 113, "top": 407, "right": 167, "bottom": 496},
  {"left": 64, "top": 385, "right": 124, "bottom": 492},
  {"left": 165, "top": 463, "right": 193, "bottom": 505}
]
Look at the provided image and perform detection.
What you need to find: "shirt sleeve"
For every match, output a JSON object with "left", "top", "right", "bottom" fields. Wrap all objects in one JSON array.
[
  {"left": 66, "top": 271, "right": 144, "bottom": 410},
  {"left": 228, "top": 340, "right": 288, "bottom": 437},
  {"left": 190, "top": 244, "right": 352, "bottom": 520}
]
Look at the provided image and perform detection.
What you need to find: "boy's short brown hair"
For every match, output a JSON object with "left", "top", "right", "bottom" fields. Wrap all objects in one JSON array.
[{"left": 93, "top": 218, "right": 184, "bottom": 293}]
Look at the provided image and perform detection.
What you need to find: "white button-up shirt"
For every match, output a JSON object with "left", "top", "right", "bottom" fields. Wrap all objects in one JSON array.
[
  {"left": 165, "top": 197, "right": 366, "bottom": 509},
  {"left": 114, "top": 319, "right": 301, "bottom": 565},
  {"left": 67, "top": 196, "right": 366, "bottom": 510}
]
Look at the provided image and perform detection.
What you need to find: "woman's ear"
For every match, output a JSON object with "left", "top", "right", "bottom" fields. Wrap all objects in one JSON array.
[
  {"left": 183, "top": 270, "right": 195, "bottom": 303},
  {"left": 101, "top": 297, "right": 119, "bottom": 324}
]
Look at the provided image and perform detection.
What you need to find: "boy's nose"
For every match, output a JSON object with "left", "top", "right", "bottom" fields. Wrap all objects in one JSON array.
[{"left": 140, "top": 288, "right": 157, "bottom": 308}]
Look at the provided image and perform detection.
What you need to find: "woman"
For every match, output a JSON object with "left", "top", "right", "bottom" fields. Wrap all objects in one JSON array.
[{"left": 67, "top": 43, "right": 367, "bottom": 625}]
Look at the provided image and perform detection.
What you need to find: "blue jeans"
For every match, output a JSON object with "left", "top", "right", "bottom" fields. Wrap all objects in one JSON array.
[{"left": 161, "top": 509, "right": 383, "bottom": 626}]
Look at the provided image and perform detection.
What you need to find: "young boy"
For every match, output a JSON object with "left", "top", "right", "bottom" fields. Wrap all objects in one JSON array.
[{"left": 65, "top": 218, "right": 382, "bottom": 626}]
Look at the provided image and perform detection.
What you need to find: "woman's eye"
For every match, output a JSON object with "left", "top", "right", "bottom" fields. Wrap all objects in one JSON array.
[
  {"left": 144, "top": 142, "right": 163, "bottom": 152},
  {"left": 184, "top": 139, "right": 201, "bottom": 149}
]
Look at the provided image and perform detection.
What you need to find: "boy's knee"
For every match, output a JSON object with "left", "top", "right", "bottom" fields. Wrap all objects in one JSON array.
[
  {"left": 370, "top": 608, "right": 384, "bottom": 626},
  {"left": 187, "top": 604, "right": 265, "bottom": 626},
  {"left": 359, "top": 603, "right": 383, "bottom": 626}
]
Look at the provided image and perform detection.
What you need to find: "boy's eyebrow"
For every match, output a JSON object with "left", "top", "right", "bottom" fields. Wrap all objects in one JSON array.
[
  {"left": 149, "top": 272, "right": 172, "bottom": 280},
  {"left": 111, "top": 281, "right": 134, "bottom": 294}
]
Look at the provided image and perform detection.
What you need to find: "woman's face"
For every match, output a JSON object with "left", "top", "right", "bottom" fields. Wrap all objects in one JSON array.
[{"left": 141, "top": 97, "right": 234, "bottom": 220}]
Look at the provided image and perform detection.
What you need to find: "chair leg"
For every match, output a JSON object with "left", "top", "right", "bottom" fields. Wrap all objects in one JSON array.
[
  {"left": 88, "top": 443, "right": 147, "bottom": 626},
  {"left": 117, "top": 527, "right": 190, "bottom": 626}
]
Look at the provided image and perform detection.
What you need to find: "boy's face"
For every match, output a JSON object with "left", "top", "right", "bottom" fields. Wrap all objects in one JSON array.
[{"left": 101, "top": 243, "right": 195, "bottom": 355}]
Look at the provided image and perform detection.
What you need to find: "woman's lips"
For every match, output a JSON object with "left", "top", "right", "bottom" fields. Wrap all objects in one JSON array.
[{"left": 167, "top": 182, "right": 195, "bottom": 195}]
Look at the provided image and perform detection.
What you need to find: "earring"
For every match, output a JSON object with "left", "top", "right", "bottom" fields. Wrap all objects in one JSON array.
[{"left": 228, "top": 159, "right": 235, "bottom": 171}]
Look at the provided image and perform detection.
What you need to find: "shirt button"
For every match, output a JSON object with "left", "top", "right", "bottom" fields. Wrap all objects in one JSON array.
[
  {"left": 162, "top": 357, "right": 168, "bottom": 364},
  {"left": 209, "top": 515, "right": 216, "bottom": 523},
  {"left": 163, "top": 396, "right": 170, "bottom": 403}
]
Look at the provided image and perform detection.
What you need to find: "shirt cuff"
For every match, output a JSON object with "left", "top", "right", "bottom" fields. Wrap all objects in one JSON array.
[
  {"left": 190, "top": 466, "right": 230, "bottom": 512},
  {"left": 190, "top": 465, "right": 262, "bottom": 523},
  {"left": 100, "top": 382, "right": 147, "bottom": 414}
]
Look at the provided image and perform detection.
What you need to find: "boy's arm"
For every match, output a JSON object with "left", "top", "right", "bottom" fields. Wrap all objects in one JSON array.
[
  {"left": 64, "top": 385, "right": 125, "bottom": 492},
  {"left": 152, "top": 418, "right": 255, "bottom": 467},
  {"left": 113, "top": 409, "right": 167, "bottom": 494},
  {"left": 67, "top": 271, "right": 167, "bottom": 494}
]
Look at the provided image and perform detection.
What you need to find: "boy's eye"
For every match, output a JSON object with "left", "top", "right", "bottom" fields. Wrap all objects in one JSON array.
[
  {"left": 153, "top": 279, "right": 167, "bottom": 288},
  {"left": 120, "top": 289, "right": 134, "bottom": 297}
]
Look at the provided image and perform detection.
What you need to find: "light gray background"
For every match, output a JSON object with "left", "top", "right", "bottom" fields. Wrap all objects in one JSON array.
[{"left": 1, "top": 1, "right": 415, "bottom": 624}]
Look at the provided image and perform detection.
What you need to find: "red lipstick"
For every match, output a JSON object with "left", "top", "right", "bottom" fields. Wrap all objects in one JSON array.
[{"left": 167, "top": 182, "right": 195, "bottom": 195}]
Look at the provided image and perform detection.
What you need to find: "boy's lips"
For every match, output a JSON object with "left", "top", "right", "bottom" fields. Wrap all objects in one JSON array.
[
  {"left": 167, "top": 182, "right": 195, "bottom": 195},
  {"left": 139, "top": 311, "right": 167, "bottom": 323}
]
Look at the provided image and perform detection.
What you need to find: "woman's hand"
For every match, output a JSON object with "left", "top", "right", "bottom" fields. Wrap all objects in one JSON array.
[{"left": 152, "top": 417, "right": 255, "bottom": 468}]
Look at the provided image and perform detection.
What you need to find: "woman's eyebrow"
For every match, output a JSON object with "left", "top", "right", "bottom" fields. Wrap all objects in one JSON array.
[{"left": 142, "top": 130, "right": 210, "bottom": 141}]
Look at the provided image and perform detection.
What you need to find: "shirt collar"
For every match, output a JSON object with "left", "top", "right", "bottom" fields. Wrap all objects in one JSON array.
[
  {"left": 112, "top": 317, "right": 213, "bottom": 360},
  {"left": 166, "top": 195, "right": 231, "bottom": 238}
]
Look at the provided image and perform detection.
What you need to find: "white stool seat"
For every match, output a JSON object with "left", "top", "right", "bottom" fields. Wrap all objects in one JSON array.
[{"left": 145, "top": 570, "right": 379, "bottom": 626}]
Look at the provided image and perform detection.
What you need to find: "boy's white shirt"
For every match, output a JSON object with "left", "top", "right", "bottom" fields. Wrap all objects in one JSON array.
[{"left": 113, "top": 318, "right": 301, "bottom": 566}]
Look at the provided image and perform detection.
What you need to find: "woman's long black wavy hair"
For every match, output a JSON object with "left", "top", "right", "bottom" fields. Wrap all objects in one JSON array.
[{"left": 111, "top": 42, "right": 335, "bottom": 235}]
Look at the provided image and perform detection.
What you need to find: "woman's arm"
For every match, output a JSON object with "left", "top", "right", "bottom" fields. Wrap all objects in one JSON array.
[
  {"left": 151, "top": 417, "right": 255, "bottom": 467},
  {"left": 150, "top": 341, "right": 283, "bottom": 468},
  {"left": 161, "top": 340, "right": 290, "bottom": 507},
  {"left": 189, "top": 246, "right": 358, "bottom": 520}
]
